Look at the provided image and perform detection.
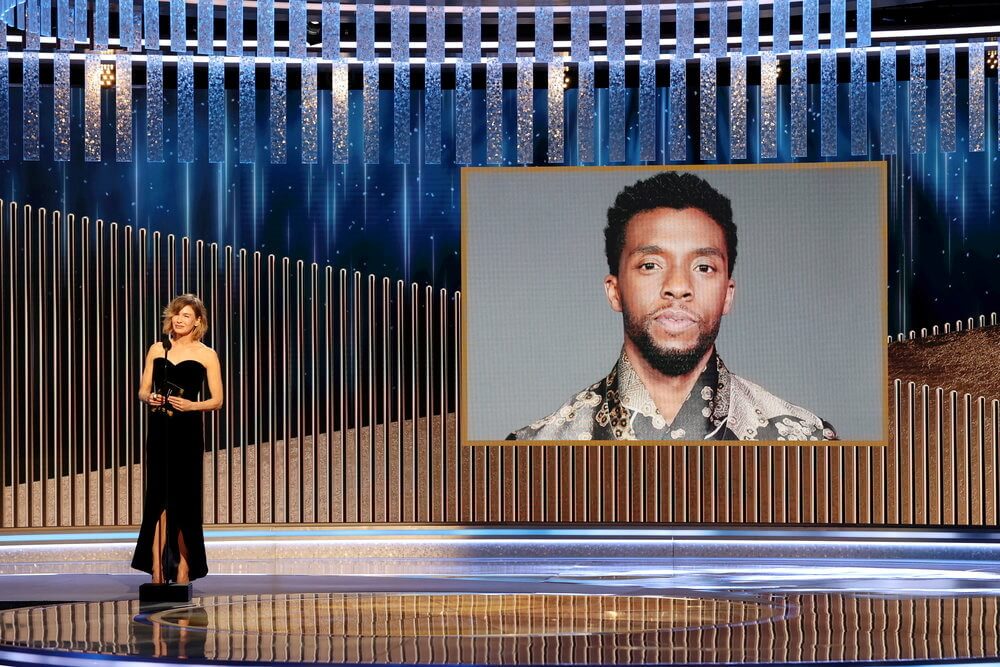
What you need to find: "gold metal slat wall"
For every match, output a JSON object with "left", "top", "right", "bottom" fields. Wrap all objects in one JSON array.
[{"left": 2, "top": 201, "right": 1000, "bottom": 528}]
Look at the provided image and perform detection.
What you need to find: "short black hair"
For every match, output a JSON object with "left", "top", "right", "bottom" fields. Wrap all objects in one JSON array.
[{"left": 604, "top": 171, "right": 737, "bottom": 276}]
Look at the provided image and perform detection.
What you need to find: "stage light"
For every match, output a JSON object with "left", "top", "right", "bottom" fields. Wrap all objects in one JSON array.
[{"left": 100, "top": 61, "right": 115, "bottom": 87}]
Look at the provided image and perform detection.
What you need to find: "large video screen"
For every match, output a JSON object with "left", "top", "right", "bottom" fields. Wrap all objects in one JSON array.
[{"left": 463, "top": 163, "right": 887, "bottom": 445}]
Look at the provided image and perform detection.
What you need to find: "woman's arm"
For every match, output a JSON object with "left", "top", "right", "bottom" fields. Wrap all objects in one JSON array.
[
  {"left": 137, "top": 343, "right": 162, "bottom": 404},
  {"left": 195, "top": 349, "right": 224, "bottom": 411}
]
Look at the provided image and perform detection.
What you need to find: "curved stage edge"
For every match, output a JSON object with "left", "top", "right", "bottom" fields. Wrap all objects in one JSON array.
[{"left": 1, "top": 526, "right": 1000, "bottom": 666}]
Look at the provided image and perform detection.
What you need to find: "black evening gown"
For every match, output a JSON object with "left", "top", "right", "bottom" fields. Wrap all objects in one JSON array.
[{"left": 131, "top": 357, "right": 209, "bottom": 581}]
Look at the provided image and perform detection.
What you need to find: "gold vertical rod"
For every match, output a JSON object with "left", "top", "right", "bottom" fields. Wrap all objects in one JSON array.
[
  {"left": 365, "top": 273, "right": 375, "bottom": 523},
  {"left": 282, "top": 257, "right": 291, "bottom": 523},
  {"left": 0, "top": 200, "right": 6, "bottom": 526},
  {"left": 975, "top": 396, "right": 986, "bottom": 525},
  {"left": 992, "top": 400, "right": 999, "bottom": 526},
  {"left": 949, "top": 390, "right": 958, "bottom": 524},
  {"left": 337, "top": 268, "right": 347, "bottom": 523},
  {"left": 123, "top": 225, "right": 133, "bottom": 524},
  {"left": 34, "top": 207, "right": 46, "bottom": 526},
  {"left": 919, "top": 385, "right": 930, "bottom": 524},
  {"left": 311, "top": 264, "right": 319, "bottom": 523},
  {"left": 3, "top": 202, "right": 14, "bottom": 527},
  {"left": 454, "top": 293, "right": 463, "bottom": 522},
  {"left": 268, "top": 256, "right": 277, "bottom": 523},
  {"left": 148, "top": 229, "right": 161, "bottom": 525},
  {"left": 166, "top": 234, "right": 176, "bottom": 302},
  {"left": 52, "top": 212, "right": 62, "bottom": 526},
  {"left": 324, "top": 267, "right": 334, "bottom": 523},
  {"left": 224, "top": 246, "right": 234, "bottom": 524},
  {"left": 109, "top": 222, "right": 118, "bottom": 525},
  {"left": 181, "top": 237, "right": 189, "bottom": 295},
  {"left": 297, "top": 261, "right": 305, "bottom": 522},
  {"left": 424, "top": 285, "right": 432, "bottom": 522},
  {"left": 961, "top": 393, "right": 972, "bottom": 525},
  {"left": 20, "top": 203, "right": 30, "bottom": 526},
  {"left": 933, "top": 387, "right": 944, "bottom": 523},
  {"left": 209, "top": 244, "right": 220, "bottom": 523},
  {"left": 255, "top": 253, "right": 263, "bottom": 523},
  {"left": 67, "top": 213, "right": 77, "bottom": 526},
  {"left": 195, "top": 240, "right": 204, "bottom": 299},
  {"left": 137, "top": 228, "right": 147, "bottom": 514},
  {"left": 379, "top": 277, "right": 390, "bottom": 523},
  {"left": 905, "top": 381, "right": 915, "bottom": 524},
  {"left": 240, "top": 250, "right": 249, "bottom": 523},
  {"left": 410, "top": 282, "right": 418, "bottom": 522},
  {"left": 439, "top": 288, "right": 450, "bottom": 522},
  {"left": 94, "top": 217, "right": 103, "bottom": 525},
  {"left": 349, "top": 271, "right": 361, "bottom": 523},
  {"left": 394, "top": 279, "right": 404, "bottom": 523}
]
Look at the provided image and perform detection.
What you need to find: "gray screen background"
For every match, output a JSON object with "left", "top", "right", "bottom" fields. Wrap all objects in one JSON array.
[{"left": 464, "top": 165, "right": 885, "bottom": 441}]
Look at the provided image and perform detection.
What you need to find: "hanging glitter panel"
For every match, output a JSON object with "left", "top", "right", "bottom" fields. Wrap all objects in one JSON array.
[
  {"left": 115, "top": 52, "right": 132, "bottom": 162},
  {"left": 208, "top": 55, "right": 225, "bottom": 163},
  {"left": 301, "top": 57, "right": 318, "bottom": 164},
  {"left": 0, "top": 54, "right": 7, "bottom": 160},
  {"left": 258, "top": 0, "right": 275, "bottom": 57},
  {"left": 93, "top": 0, "right": 107, "bottom": 48},
  {"left": 426, "top": 0, "right": 444, "bottom": 63},
  {"left": 790, "top": 50, "right": 807, "bottom": 158},
  {"left": 641, "top": 0, "right": 658, "bottom": 62},
  {"left": 289, "top": 0, "right": 306, "bottom": 58},
  {"left": 516, "top": 57, "right": 533, "bottom": 165},
  {"left": 570, "top": 4, "right": 588, "bottom": 63},
  {"left": 856, "top": 0, "right": 871, "bottom": 47},
  {"left": 879, "top": 44, "right": 896, "bottom": 155},
  {"left": 772, "top": 0, "right": 789, "bottom": 53},
  {"left": 577, "top": 61, "right": 595, "bottom": 163},
  {"left": 41, "top": 0, "right": 51, "bottom": 37},
  {"left": 84, "top": 52, "right": 101, "bottom": 162},
  {"left": 729, "top": 52, "right": 747, "bottom": 160},
  {"left": 669, "top": 57, "right": 686, "bottom": 162},
  {"left": 118, "top": 0, "right": 132, "bottom": 54},
  {"left": 393, "top": 63, "right": 410, "bottom": 165},
  {"left": 73, "top": 0, "right": 85, "bottom": 42},
  {"left": 499, "top": 3, "right": 516, "bottom": 62},
  {"left": 831, "top": 0, "right": 846, "bottom": 49},
  {"left": 26, "top": 0, "right": 37, "bottom": 36},
  {"left": 321, "top": 0, "right": 338, "bottom": 60},
  {"left": 391, "top": 0, "right": 408, "bottom": 63},
  {"left": 144, "top": 0, "right": 158, "bottom": 49},
  {"left": 22, "top": 50, "right": 39, "bottom": 161},
  {"left": 640, "top": 60, "right": 656, "bottom": 162},
  {"left": 465, "top": 1, "right": 482, "bottom": 62},
  {"left": 699, "top": 54, "right": 716, "bottom": 160},
  {"left": 609, "top": 60, "right": 626, "bottom": 163},
  {"left": 968, "top": 39, "right": 984, "bottom": 152},
  {"left": 198, "top": 0, "right": 212, "bottom": 54},
  {"left": 270, "top": 57, "right": 287, "bottom": 164},
  {"left": 850, "top": 47, "right": 867, "bottom": 156},
  {"left": 547, "top": 57, "right": 564, "bottom": 163},
  {"left": 455, "top": 62, "right": 472, "bottom": 165},
  {"left": 178, "top": 55, "right": 194, "bottom": 162},
  {"left": 53, "top": 51, "right": 70, "bottom": 161},
  {"left": 709, "top": 0, "right": 726, "bottom": 58},
  {"left": 486, "top": 59, "right": 503, "bottom": 164},
  {"left": 227, "top": 0, "right": 242, "bottom": 56},
  {"left": 170, "top": 0, "right": 184, "bottom": 51},
  {"left": 56, "top": 0, "right": 68, "bottom": 39},
  {"left": 146, "top": 52, "right": 163, "bottom": 162},
  {"left": 939, "top": 42, "right": 955, "bottom": 153},
  {"left": 760, "top": 50, "right": 777, "bottom": 159},
  {"left": 803, "top": 0, "right": 818, "bottom": 51},
  {"left": 607, "top": 1, "right": 624, "bottom": 62},
  {"left": 333, "top": 61, "right": 354, "bottom": 161},
  {"left": 820, "top": 48, "right": 837, "bottom": 157},
  {"left": 423, "top": 62, "right": 441, "bottom": 164},
  {"left": 239, "top": 55, "right": 255, "bottom": 163},
  {"left": 363, "top": 61, "right": 379, "bottom": 163},
  {"left": 356, "top": 1, "right": 374, "bottom": 62},
  {"left": 675, "top": 1, "right": 693, "bottom": 59},
  {"left": 741, "top": 0, "right": 758, "bottom": 56},
  {"left": 534, "top": 4, "right": 552, "bottom": 62},
  {"left": 909, "top": 43, "right": 926, "bottom": 153}
]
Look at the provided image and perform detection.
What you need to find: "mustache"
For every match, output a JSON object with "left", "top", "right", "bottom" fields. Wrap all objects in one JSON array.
[{"left": 648, "top": 306, "right": 702, "bottom": 323}]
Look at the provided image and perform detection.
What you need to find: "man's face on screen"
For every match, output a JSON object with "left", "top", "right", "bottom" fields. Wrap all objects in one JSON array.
[{"left": 604, "top": 207, "right": 735, "bottom": 377}]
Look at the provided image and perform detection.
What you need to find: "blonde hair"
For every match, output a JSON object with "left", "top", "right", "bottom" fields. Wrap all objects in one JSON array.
[{"left": 162, "top": 294, "right": 209, "bottom": 341}]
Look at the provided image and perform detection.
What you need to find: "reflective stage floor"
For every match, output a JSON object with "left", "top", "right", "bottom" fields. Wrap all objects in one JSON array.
[{"left": 1, "top": 527, "right": 999, "bottom": 666}]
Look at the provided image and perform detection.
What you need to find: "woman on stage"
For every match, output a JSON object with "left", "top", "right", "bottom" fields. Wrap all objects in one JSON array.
[{"left": 131, "top": 294, "right": 224, "bottom": 584}]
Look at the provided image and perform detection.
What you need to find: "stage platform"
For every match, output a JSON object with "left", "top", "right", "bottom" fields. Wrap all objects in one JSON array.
[{"left": 1, "top": 527, "right": 999, "bottom": 665}]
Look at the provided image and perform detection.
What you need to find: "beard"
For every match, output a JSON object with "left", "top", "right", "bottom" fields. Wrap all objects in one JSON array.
[{"left": 623, "top": 305, "right": 720, "bottom": 377}]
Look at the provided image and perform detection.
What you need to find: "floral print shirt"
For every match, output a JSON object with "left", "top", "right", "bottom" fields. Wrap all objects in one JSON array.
[{"left": 508, "top": 349, "right": 837, "bottom": 442}]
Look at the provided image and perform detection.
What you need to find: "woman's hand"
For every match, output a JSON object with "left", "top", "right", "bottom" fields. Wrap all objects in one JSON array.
[
  {"left": 167, "top": 396, "right": 196, "bottom": 412},
  {"left": 146, "top": 392, "right": 166, "bottom": 406}
]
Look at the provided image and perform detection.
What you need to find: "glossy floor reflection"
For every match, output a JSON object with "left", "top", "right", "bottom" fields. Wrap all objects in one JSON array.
[{"left": 1, "top": 558, "right": 1000, "bottom": 665}]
